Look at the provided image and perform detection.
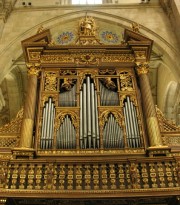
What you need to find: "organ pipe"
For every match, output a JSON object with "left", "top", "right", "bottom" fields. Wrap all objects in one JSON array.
[
  {"left": 103, "top": 113, "right": 123, "bottom": 148},
  {"left": 123, "top": 97, "right": 141, "bottom": 148},
  {"left": 80, "top": 76, "right": 99, "bottom": 149},
  {"left": 40, "top": 98, "right": 55, "bottom": 149},
  {"left": 99, "top": 81, "right": 119, "bottom": 106},
  {"left": 59, "top": 84, "right": 76, "bottom": 107},
  {"left": 56, "top": 115, "right": 76, "bottom": 149}
]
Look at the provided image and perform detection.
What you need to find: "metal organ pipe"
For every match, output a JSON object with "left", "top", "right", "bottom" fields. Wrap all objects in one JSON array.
[
  {"left": 83, "top": 83, "right": 87, "bottom": 148},
  {"left": 56, "top": 115, "right": 76, "bottom": 149},
  {"left": 59, "top": 84, "right": 76, "bottom": 107},
  {"left": 40, "top": 98, "right": 55, "bottom": 149},
  {"left": 80, "top": 91, "right": 83, "bottom": 148},
  {"left": 87, "top": 76, "right": 92, "bottom": 148},
  {"left": 99, "top": 81, "right": 119, "bottom": 106},
  {"left": 123, "top": 97, "right": 141, "bottom": 148},
  {"left": 80, "top": 76, "right": 100, "bottom": 149},
  {"left": 91, "top": 83, "right": 96, "bottom": 148},
  {"left": 103, "top": 113, "right": 123, "bottom": 149}
]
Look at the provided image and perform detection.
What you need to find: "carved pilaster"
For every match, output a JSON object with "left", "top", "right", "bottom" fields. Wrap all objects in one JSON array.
[{"left": 136, "top": 62, "right": 162, "bottom": 147}]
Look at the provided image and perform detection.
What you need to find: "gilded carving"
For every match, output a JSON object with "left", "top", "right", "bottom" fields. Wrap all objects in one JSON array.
[
  {"left": 76, "top": 16, "right": 101, "bottom": 45},
  {"left": 59, "top": 70, "right": 77, "bottom": 76},
  {"left": 99, "top": 69, "right": 116, "bottom": 75},
  {"left": 0, "top": 108, "right": 23, "bottom": 134},
  {"left": 102, "top": 54, "right": 135, "bottom": 63},
  {"left": 135, "top": 62, "right": 149, "bottom": 75},
  {"left": 74, "top": 53, "right": 100, "bottom": 65},
  {"left": 78, "top": 70, "right": 98, "bottom": 89},
  {"left": 44, "top": 71, "right": 58, "bottom": 91},
  {"left": 60, "top": 78, "right": 76, "bottom": 91},
  {"left": 26, "top": 63, "right": 41, "bottom": 76},
  {"left": 156, "top": 106, "right": 180, "bottom": 132},
  {"left": 119, "top": 72, "right": 133, "bottom": 91},
  {"left": 41, "top": 55, "right": 74, "bottom": 63},
  {"left": 29, "top": 52, "right": 41, "bottom": 61},
  {"left": 55, "top": 109, "right": 79, "bottom": 130},
  {"left": 131, "top": 22, "right": 140, "bottom": 33},
  {"left": 134, "top": 51, "right": 146, "bottom": 60},
  {"left": 98, "top": 109, "right": 124, "bottom": 128}
]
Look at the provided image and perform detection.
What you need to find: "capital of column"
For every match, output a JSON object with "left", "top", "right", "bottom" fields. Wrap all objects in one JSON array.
[
  {"left": 26, "top": 63, "right": 41, "bottom": 76},
  {"left": 135, "top": 62, "right": 149, "bottom": 75}
]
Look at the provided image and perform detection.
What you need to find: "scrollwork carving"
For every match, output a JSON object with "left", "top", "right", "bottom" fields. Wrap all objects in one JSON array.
[
  {"left": 0, "top": 108, "right": 23, "bottom": 134},
  {"left": 44, "top": 72, "right": 58, "bottom": 91}
]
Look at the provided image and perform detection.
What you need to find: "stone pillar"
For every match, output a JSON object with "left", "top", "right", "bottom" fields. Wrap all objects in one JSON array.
[
  {"left": 20, "top": 63, "right": 41, "bottom": 148},
  {"left": 136, "top": 62, "right": 162, "bottom": 147}
]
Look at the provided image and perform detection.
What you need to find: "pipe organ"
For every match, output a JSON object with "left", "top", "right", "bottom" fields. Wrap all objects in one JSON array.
[
  {"left": 2, "top": 17, "right": 180, "bottom": 205},
  {"left": 38, "top": 69, "right": 144, "bottom": 151}
]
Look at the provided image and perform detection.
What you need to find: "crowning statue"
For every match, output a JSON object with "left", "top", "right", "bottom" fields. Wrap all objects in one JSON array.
[
  {"left": 76, "top": 15, "right": 102, "bottom": 45},
  {"left": 79, "top": 16, "right": 96, "bottom": 36}
]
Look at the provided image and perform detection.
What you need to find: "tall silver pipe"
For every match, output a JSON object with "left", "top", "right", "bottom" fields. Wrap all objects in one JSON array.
[
  {"left": 130, "top": 101, "right": 139, "bottom": 147},
  {"left": 80, "top": 91, "right": 83, "bottom": 148},
  {"left": 94, "top": 90, "right": 99, "bottom": 148},
  {"left": 41, "top": 107, "right": 46, "bottom": 149},
  {"left": 103, "top": 124, "right": 107, "bottom": 148},
  {"left": 48, "top": 100, "right": 54, "bottom": 148},
  {"left": 114, "top": 121, "right": 118, "bottom": 148},
  {"left": 91, "top": 83, "right": 96, "bottom": 148},
  {"left": 83, "top": 83, "right": 87, "bottom": 149},
  {"left": 67, "top": 117, "right": 71, "bottom": 149},
  {"left": 105, "top": 117, "right": 110, "bottom": 148},
  {"left": 87, "top": 76, "right": 92, "bottom": 148},
  {"left": 124, "top": 105, "right": 131, "bottom": 148},
  {"left": 133, "top": 105, "right": 141, "bottom": 147},
  {"left": 126, "top": 97, "right": 135, "bottom": 148},
  {"left": 43, "top": 102, "right": 49, "bottom": 149},
  {"left": 129, "top": 99, "right": 139, "bottom": 147}
]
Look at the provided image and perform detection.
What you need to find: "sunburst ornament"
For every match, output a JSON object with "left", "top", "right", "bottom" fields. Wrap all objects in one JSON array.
[
  {"left": 101, "top": 31, "right": 119, "bottom": 44},
  {"left": 57, "top": 32, "right": 74, "bottom": 45}
]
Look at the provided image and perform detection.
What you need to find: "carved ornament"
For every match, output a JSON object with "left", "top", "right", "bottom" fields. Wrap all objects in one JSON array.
[
  {"left": 74, "top": 53, "right": 100, "bottom": 66},
  {"left": 0, "top": 108, "right": 23, "bottom": 134},
  {"left": 44, "top": 72, "right": 58, "bottom": 91},
  {"left": 102, "top": 54, "right": 135, "bottom": 63},
  {"left": 155, "top": 106, "right": 180, "bottom": 132},
  {"left": 26, "top": 63, "right": 41, "bottom": 76},
  {"left": 119, "top": 72, "right": 133, "bottom": 91},
  {"left": 131, "top": 22, "right": 140, "bottom": 33},
  {"left": 40, "top": 55, "right": 74, "bottom": 64},
  {"left": 135, "top": 62, "right": 149, "bottom": 75}
]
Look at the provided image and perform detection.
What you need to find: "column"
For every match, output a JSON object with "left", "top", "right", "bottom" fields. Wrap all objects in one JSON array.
[
  {"left": 136, "top": 62, "right": 162, "bottom": 147},
  {"left": 19, "top": 63, "right": 41, "bottom": 148}
]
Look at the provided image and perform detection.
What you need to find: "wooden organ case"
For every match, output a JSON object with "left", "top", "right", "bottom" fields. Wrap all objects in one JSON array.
[{"left": 0, "top": 17, "right": 180, "bottom": 205}]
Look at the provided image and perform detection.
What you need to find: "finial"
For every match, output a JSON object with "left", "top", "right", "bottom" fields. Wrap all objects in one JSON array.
[
  {"left": 37, "top": 25, "right": 44, "bottom": 34},
  {"left": 131, "top": 22, "right": 140, "bottom": 33}
]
